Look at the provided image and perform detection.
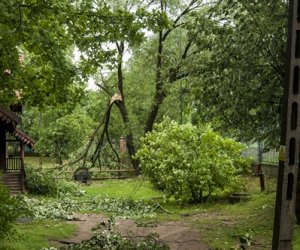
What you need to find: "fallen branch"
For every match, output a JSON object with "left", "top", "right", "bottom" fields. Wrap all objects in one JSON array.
[{"left": 55, "top": 94, "right": 123, "bottom": 174}]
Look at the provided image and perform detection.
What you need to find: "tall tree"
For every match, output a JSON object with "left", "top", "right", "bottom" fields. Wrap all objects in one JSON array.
[
  {"left": 144, "top": 0, "right": 203, "bottom": 133},
  {"left": 71, "top": 0, "right": 217, "bottom": 170},
  {"left": 187, "top": 0, "right": 288, "bottom": 147}
]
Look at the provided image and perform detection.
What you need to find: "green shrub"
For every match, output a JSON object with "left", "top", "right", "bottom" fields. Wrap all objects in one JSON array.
[
  {"left": 25, "top": 165, "right": 83, "bottom": 196},
  {"left": 25, "top": 166, "right": 56, "bottom": 195},
  {"left": 0, "top": 184, "right": 22, "bottom": 239},
  {"left": 135, "top": 118, "right": 251, "bottom": 203}
]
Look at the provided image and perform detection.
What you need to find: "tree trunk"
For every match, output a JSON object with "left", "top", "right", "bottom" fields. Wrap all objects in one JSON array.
[
  {"left": 144, "top": 28, "right": 166, "bottom": 134},
  {"left": 144, "top": 1, "right": 194, "bottom": 134},
  {"left": 116, "top": 41, "right": 140, "bottom": 173}
]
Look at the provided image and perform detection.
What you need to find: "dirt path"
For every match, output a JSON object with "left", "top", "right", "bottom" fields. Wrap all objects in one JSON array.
[
  {"left": 52, "top": 213, "right": 208, "bottom": 250},
  {"left": 116, "top": 218, "right": 208, "bottom": 250}
]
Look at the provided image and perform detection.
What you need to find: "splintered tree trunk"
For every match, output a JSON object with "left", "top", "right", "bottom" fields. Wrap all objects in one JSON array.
[{"left": 116, "top": 101, "right": 140, "bottom": 173}]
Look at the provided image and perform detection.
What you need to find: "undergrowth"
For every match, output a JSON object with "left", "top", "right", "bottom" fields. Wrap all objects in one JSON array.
[{"left": 25, "top": 165, "right": 85, "bottom": 197}]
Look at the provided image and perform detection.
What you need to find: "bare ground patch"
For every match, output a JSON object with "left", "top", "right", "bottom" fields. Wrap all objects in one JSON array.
[{"left": 50, "top": 213, "right": 209, "bottom": 250}]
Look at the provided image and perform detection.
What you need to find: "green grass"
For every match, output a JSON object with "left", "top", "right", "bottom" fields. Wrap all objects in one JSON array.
[
  {"left": 4, "top": 174, "right": 300, "bottom": 249},
  {"left": 82, "top": 177, "right": 163, "bottom": 201},
  {"left": 81, "top": 176, "right": 300, "bottom": 249},
  {"left": 189, "top": 192, "right": 275, "bottom": 249},
  {"left": 0, "top": 220, "right": 76, "bottom": 250}
]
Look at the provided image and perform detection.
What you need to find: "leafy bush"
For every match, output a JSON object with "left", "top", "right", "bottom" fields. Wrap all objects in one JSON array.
[
  {"left": 25, "top": 165, "right": 84, "bottom": 196},
  {"left": 135, "top": 118, "right": 251, "bottom": 203},
  {"left": 0, "top": 184, "right": 23, "bottom": 239},
  {"left": 25, "top": 166, "right": 56, "bottom": 195}
]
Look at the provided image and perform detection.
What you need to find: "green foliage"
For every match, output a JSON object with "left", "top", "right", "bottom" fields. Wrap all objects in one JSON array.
[
  {"left": 25, "top": 165, "right": 83, "bottom": 197},
  {"left": 25, "top": 166, "right": 56, "bottom": 195},
  {"left": 0, "top": 185, "right": 23, "bottom": 239},
  {"left": 19, "top": 194, "right": 160, "bottom": 221},
  {"left": 36, "top": 109, "right": 93, "bottom": 164},
  {"left": 0, "top": 0, "right": 83, "bottom": 107},
  {"left": 135, "top": 118, "right": 250, "bottom": 203},
  {"left": 188, "top": 0, "right": 287, "bottom": 147},
  {"left": 20, "top": 196, "right": 78, "bottom": 220},
  {"left": 84, "top": 197, "right": 159, "bottom": 219},
  {"left": 23, "top": 105, "right": 93, "bottom": 164}
]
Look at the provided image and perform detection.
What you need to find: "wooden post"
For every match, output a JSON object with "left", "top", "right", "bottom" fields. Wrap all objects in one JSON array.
[
  {"left": 258, "top": 164, "right": 265, "bottom": 192},
  {"left": 5, "top": 142, "right": 8, "bottom": 159},
  {"left": 258, "top": 142, "right": 265, "bottom": 192},
  {"left": 0, "top": 128, "right": 6, "bottom": 171},
  {"left": 20, "top": 142, "right": 24, "bottom": 171},
  {"left": 272, "top": 1, "right": 299, "bottom": 249},
  {"left": 119, "top": 137, "right": 127, "bottom": 165},
  {"left": 119, "top": 137, "right": 127, "bottom": 179}
]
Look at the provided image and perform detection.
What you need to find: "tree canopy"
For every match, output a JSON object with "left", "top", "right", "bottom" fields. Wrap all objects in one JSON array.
[
  {"left": 2, "top": 0, "right": 289, "bottom": 167},
  {"left": 188, "top": 0, "right": 287, "bottom": 147}
]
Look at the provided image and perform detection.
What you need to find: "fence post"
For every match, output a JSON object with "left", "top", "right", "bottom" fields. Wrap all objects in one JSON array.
[{"left": 258, "top": 142, "right": 265, "bottom": 191}]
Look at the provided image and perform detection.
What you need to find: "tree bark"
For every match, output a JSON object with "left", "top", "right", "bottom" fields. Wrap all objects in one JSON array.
[
  {"left": 144, "top": 1, "right": 196, "bottom": 134},
  {"left": 144, "top": 25, "right": 165, "bottom": 134},
  {"left": 116, "top": 101, "right": 140, "bottom": 173},
  {"left": 115, "top": 42, "right": 140, "bottom": 173}
]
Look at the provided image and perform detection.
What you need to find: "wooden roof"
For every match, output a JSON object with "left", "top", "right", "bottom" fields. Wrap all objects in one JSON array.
[
  {"left": 0, "top": 107, "right": 35, "bottom": 147},
  {"left": 0, "top": 107, "right": 21, "bottom": 132},
  {"left": 14, "top": 128, "right": 36, "bottom": 148}
]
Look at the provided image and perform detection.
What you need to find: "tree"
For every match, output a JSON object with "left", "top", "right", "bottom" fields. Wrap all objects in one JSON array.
[
  {"left": 23, "top": 105, "right": 93, "bottom": 164},
  {"left": 187, "top": 0, "right": 288, "bottom": 147},
  {"left": 70, "top": 0, "right": 211, "bottom": 170},
  {"left": 0, "top": 1, "right": 84, "bottom": 107}
]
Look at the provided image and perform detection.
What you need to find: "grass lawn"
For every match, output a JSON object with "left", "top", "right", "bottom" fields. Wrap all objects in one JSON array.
[
  {"left": 24, "top": 157, "right": 57, "bottom": 169},
  {"left": 0, "top": 220, "right": 76, "bottom": 250},
  {"left": 3, "top": 174, "right": 300, "bottom": 249},
  {"left": 82, "top": 177, "right": 163, "bottom": 201}
]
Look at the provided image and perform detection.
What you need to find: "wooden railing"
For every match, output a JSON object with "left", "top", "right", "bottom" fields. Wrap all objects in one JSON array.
[{"left": 6, "top": 157, "right": 22, "bottom": 171}]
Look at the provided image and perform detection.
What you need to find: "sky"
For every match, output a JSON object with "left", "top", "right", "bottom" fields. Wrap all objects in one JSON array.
[{"left": 74, "top": 45, "right": 132, "bottom": 91}]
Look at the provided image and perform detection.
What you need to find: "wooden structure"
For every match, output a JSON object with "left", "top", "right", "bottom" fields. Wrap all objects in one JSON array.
[
  {"left": 272, "top": 1, "right": 300, "bottom": 249},
  {"left": 0, "top": 107, "right": 35, "bottom": 194}
]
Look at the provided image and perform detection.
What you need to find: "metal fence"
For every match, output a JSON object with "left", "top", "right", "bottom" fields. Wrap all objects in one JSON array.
[{"left": 242, "top": 145, "right": 278, "bottom": 164}]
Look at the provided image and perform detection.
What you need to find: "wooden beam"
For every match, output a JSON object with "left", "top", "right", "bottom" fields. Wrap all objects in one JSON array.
[{"left": 0, "top": 129, "right": 6, "bottom": 171}]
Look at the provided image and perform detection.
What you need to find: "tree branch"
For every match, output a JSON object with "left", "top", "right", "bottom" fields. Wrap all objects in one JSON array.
[
  {"left": 162, "top": 0, "right": 212, "bottom": 41},
  {"left": 95, "top": 82, "right": 113, "bottom": 96},
  {"left": 239, "top": 1, "right": 284, "bottom": 78}
]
